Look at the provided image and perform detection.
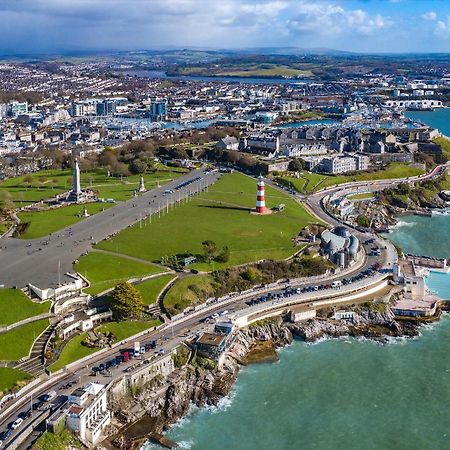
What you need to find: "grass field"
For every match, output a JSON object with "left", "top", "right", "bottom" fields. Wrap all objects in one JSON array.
[
  {"left": 33, "top": 429, "right": 81, "bottom": 450},
  {"left": 278, "top": 163, "right": 425, "bottom": 194},
  {"left": 17, "top": 202, "right": 113, "bottom": 239},
  {"left": 0, "top": 319, "right": 49, "bottom": 361},
  {"left": 49, "top": 319, "right": 161, "bottom": 372},
  {"left": 217, "top": 65, "right": 313, "bottom": 78},
  {"left": 0, "top": 289, "right": 50, "bottom": 326},
  {"left": 136, "top": 274, "right": 177, "bottom": 306},
  {"left": 163, "top": 274, "right": 215, "bottom": 315},
  {"left": 96, "top": 172, "right": 318, "bottom": 270},
  {"left": 74, "top": 251, "right": 164, "bottom": 295},
  {"left": 0, "top": 367, "right": 32, "bottom": 396}
]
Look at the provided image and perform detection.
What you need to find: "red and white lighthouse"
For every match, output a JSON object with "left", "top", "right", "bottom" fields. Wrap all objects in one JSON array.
[{"left": 256, "top": 175, "right": 267, "bottom": 214}]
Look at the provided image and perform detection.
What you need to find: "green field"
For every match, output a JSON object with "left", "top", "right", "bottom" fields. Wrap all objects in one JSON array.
[
  {"left": 0, "top": 367, "right": 32, "bottom": 396},
  {"left": 217, "top": 65, "right": 313, "bottom": 78},
  {"left": 0, "top": 289, "right": 50, "bottom": 326},
  {"left": 164, "top": 274, "right": 215, "bottom": 315},
  {"left": 278, "top": 163, "right": 425, "bottom": 194},
  {"left": 49, "top": 319, "right": 161, "bottom": 372},
  {"left": 136, "top": 274, "right": 177, "bottom": 306},
  {"left": 17, "top": 202, "right": 113, "bottom": 239},
  {"left": 74, "top": 251, "right": 164, "bottom": 295},
  {"left": 96, "top": 173, "right": 318, "bottom": 270},
  {"left": 0, "top": 319, "right": 49, "bottom": 361}
]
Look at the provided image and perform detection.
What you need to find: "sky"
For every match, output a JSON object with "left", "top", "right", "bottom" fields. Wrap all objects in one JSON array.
[{"left": 1, "top": 0, "right": 450, "bottom": 54}]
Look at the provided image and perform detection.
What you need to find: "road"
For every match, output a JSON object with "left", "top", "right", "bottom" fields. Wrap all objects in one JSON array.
[
  {"left": 0, "top": 169, "right": 220, "bottom": 289},
  {"left": 1, "top": 163, "right": 448, "bottom": 447}
]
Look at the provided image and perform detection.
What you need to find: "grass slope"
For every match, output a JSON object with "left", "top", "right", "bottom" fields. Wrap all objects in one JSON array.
[
  {"left": 0, "top": 289, "right": 50, "bottom": 326},
  {"left": 164, "top": 274, "right": 215, "bottom": 315},
  {"left": 0, "top": 367, "right": 32, "bottom": 396},
  {"left": 74, "top": 251, "right": 164, "bottom": 295},
  {"left": 136, "top": 274, "right": 176, "bottom": 306},
  {"left": 96, "top": 172, "right": 318, "bottom": 270},
  {"left": 0, "top": 319, "right": 49, "bottom": 361},
  {"left": 279, "top": 163, "right": 425, "bottom": 194}
]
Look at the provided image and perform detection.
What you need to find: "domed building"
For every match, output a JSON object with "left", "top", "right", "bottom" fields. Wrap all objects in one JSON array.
[{"left": 320, "top": 226, "right": 360, "bottom": 268}]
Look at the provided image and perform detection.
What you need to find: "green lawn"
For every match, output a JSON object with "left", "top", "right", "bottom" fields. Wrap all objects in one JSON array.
[
  {"left": 347, "top": 193, "right": 375, "bottom": 200},
  {"left": 433, "top": 136, "right": 450, "bottom": 161},
  {"left": 0, "top": 367, "right": 32, "bottom": 396},
  {"left": 278, "top": 163, "right": 425, "bottom": 194},
  {"left": 0, "top": 289, "right": 50, "bottom": 326},
  {"left": 0, "top": 319, "right": 49, "bottom": 361},
  {"left": 17, "top": 202, "right": 113, "bottom": 239},
  {"left": 49, "top": 319, "right": 161, "bottom": 372},
  {"left": 96, "top": 172, "right": 318, "bottom": 270},
  {"left": 164, "top": 274, "right": 215, "bottom": 315},
  {"left": 136, "top": 274, "right": 177, "bottom": 306},
  {"left": 74, "top": 251, "right": 164, "bottom": 295}
]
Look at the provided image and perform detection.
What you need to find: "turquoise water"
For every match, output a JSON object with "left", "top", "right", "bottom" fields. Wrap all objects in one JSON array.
[
  {"left": 145, "top": 199, "right": 450, "bottom": 450},
  {"left": 383, "top": 212, "right": 450, "bottom": 259},
  {"left": 405, "top": 109, "right": 450, "bottom": 136}
]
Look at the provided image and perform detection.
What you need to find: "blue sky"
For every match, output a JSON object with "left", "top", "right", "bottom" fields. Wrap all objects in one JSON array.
[{"left": 1, "top": 0, "right": 450, "bottom": 54}]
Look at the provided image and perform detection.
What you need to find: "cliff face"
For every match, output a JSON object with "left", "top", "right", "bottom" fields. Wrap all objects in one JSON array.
[
  {"left": 110, "top": 313, "right": 422, "bottom": 447},
  {"left": 290, "top": 308, "right": 418, "bottom": 342}
]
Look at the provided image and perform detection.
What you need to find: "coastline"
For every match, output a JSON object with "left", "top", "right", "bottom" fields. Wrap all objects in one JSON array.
[{"left": 103, "top": 304, "right": 441, "bottom": 449}]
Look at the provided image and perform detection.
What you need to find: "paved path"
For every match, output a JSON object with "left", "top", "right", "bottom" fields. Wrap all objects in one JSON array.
[{"left": 0, "top": 169, "right": 218, "bottom": 289}]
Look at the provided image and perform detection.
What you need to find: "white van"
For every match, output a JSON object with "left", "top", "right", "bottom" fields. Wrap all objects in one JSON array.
[{"left": 332, "top": 280, "right": 342, "bottom": 289}]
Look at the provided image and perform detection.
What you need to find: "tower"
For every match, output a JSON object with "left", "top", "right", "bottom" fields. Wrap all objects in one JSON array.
[
  {"left": 138, "top": 175, "right": 146, "bottom": 193},
  {"left": 256, "top": 175, "right": 266, "bottom": 214},
  {"left": 66, "top": 159, "right": 83, "bottom": 202}
]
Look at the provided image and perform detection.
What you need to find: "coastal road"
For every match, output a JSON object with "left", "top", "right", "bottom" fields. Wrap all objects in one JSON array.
[
  {"left": 0, "top": 168, "right": 220, "bottom": 289},
  {"left": 1, "top": 163, "right": 447, "bottom": 445}
]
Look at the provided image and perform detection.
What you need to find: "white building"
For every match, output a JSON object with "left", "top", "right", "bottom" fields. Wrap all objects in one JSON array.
[{"left": 66, "top": 383, "right": 111, "bottom": 446}]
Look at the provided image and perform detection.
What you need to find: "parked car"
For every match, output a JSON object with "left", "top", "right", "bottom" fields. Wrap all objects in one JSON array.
[{"left": 11, "top": 418, "right": 23, "bottom": 430}]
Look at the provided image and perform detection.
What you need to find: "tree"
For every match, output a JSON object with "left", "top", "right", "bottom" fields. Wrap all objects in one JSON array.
[
  {"left": 357, "top": 215, "right": 370, "bottom": 228},
  {"left": 110, "top": 282, "right": 144, "bottom": 320},
  {"left": 216, "top": 246, "right": 230, "bottom": 263},
  {"left": 129, "top": 159, "right": 148, "bottom": 175},
  {"left": 202, "top": 240, "right": 218, "bottom": 263},
  {"left": 23, "top": 174, "right": 33, "bottom": 187},
  {"left": 0, "top": 191, "right": 14, "bottom": 212},
  {"left": 288, "top": 158, "right": 304, "bottom": 172}
]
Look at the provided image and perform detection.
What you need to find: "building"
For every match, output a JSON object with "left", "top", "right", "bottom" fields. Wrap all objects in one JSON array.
[
  {"left": 66, "top": 383, "right": 111, "bottom": 446},
  {"left": 96, "top": 100, "right": 116, "bottom": 116},
  {"left": 196, "top": 332, "right": 230, "bottom": 360},
  {"left": 216, "top": 135, "right": 239, "bottom": 151},
  {"left": 150, "top": 99, "right": 167, "bottom": 122},
  {"left": 320, "top": 154, "right": 369, "bottom": 174},
  {"left": 8, "top": 101, "right": 28, "bottom": 117},
  {"left": 321, "top": 226, "right": 359, "bottom": 268}
]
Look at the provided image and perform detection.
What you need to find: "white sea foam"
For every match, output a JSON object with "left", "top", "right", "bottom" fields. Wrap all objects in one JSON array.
[{"left": 392, "top": 220, "right": 416, "bottom": 228}]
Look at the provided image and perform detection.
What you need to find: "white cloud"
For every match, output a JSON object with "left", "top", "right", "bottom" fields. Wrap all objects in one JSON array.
[
  {"left": 422, "top": 11, "right": 437, "bottom": 21},
  {"left": 287, "top": 1, "right": 391, "bottom": 37}
]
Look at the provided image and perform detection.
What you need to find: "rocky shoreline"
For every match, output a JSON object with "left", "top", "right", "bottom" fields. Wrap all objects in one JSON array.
[{"left": 105, "top": 307, "right": 434, "bottom": 449}]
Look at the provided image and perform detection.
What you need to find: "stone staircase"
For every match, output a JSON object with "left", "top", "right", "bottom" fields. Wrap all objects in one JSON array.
[{"left": 14, "top": 324, "right": 56, "bottom": 376}]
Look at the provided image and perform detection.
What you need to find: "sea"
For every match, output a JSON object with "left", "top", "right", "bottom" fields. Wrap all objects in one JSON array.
[{"left": 143, "top": 110, "right": 450, "bottom": 450}]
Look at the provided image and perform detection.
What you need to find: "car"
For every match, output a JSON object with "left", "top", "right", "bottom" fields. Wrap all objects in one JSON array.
[{"left": 11, "top": 418, "right": 23, "bottom": 430}]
